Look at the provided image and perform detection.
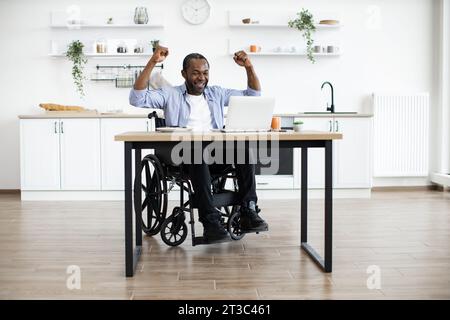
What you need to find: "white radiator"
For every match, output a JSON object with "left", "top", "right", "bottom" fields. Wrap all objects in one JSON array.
[{"left": 373, "top": 93, "right": 429, "bottom": 177}]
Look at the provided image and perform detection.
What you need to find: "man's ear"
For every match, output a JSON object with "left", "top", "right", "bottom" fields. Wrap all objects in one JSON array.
[{"left": 181, "top": 70, "right": 187, "bottom": 80}]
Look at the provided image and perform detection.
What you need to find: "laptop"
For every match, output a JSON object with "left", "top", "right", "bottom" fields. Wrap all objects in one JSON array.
[{"left": 219, "top": 96, "right": 275, "bottom": 132}]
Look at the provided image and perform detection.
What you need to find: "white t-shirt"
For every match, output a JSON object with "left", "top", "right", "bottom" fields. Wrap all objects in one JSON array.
[{"left": 186, "top": 93, "right": 213, "bottom": 131}]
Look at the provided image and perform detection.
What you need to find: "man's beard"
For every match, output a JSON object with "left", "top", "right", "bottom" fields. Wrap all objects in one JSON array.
[{"left": 186, "top": 79, "right": 208, "bottom": 95}]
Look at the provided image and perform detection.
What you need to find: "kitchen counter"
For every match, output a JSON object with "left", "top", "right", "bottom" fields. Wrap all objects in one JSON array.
[
  {"left": 277, "top": 112, "right": 373, "bottom": 118},
  {"left": 19, "top": 111, "right": 373, "bottom": 119},
  {"left": 18, "top": 112, "right": 150, "bottom": 119}
]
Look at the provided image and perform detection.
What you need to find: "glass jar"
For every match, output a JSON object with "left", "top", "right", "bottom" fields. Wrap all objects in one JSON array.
[
  {"left": 134, "top": 44, "right": 144, "bottom": 53},
  {"left": 117, "top": 42, "right": 127, "bottom": 53},
  {"left": 96, "top": 41, "right": 106, "bottom": 53},
  {"left": 96, "top": 39, "right": 107, "bottom": 54}
]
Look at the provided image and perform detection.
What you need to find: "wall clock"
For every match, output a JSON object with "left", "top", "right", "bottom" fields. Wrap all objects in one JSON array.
[{"left": 181, "top": 0, "right": 211, "bottom": 25}]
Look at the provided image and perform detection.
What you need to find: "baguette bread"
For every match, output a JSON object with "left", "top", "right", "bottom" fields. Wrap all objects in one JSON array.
[{"left": 39, "top": 103, "right": 86, "bottom": 111}]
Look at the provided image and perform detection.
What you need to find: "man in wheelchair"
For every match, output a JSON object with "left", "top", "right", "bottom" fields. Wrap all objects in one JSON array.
[{"left": 129, "top": 45, "right": 268, "bottom": 243}]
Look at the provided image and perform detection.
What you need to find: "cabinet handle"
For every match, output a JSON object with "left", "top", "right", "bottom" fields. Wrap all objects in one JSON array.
[
  {"left": 60, "top": 121, "right": 64, "bottom": 134},
  {"left": 257, "top": 182, "right": 269, "bottom": 185},
  {"left": 54, "top": 121, "right": 58, "bottom": 134},
  {"left": 146, "top": 121, "right": 149, "bottom": 132},
  {"left": 329, "top": 120, "right": 332, "bottom": 132},
  {"left": 335, "top": 120, "right": 339, "bottom": 132}
]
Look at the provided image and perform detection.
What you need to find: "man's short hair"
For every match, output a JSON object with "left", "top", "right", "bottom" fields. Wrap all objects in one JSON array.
[{"left": 182, "top": 53, "right": 209, "bottom": 71}]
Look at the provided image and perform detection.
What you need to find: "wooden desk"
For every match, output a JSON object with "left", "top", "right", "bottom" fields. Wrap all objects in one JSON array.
[{"left": 115, "top": 131, "right": 343, "bottom": 277}]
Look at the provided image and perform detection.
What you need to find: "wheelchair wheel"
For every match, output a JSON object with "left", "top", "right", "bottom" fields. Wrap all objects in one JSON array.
[
  {"left": 160, "top": 207, "right": 188, "bottom": 246},
  {"left": 134, "top": 155, "right": 168, "bottom": 236},
  {"left": 227, "top": 210, "right": 245, "bottom": 240}
]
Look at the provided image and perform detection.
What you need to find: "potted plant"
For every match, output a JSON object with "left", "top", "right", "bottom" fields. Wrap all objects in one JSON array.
[
  {"left": 288, "top": 9, "right": 316, "bottom": 63},
  {"left": 150, "top": 40, "right": 160, "bottom": 52},
  {"left": 293, "top": 120, "right": 304, "bottom": 132},
  {"left": 66, "top": 40, "right": 88, "bottom": 98}
]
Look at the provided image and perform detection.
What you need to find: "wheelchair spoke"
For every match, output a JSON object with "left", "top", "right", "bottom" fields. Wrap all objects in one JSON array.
[
  {"left": 142, "top": 197, "right": 149, "bottom": 210},
  {"left": 149, "top": 197, "right": 158, "bottom": 210},
  {"left": 147, "top": 213, "right": 156, "bottom": 227},
  {"left": 144, "top": 161, "right": 151, "bottom": 188}
]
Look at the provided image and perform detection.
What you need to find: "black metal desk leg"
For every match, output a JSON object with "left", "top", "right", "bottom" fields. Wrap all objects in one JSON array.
[
  {"left": 124, "top": 142, "right": 133, "bottom": 277},
  {"left": 301, "top": 148, "right": 308, "bottom": 244},
  {"left": 300, "top": 140, "right": 333, "bottom": 273},
  {"left": 324, "top": 140, "right": 333, "bottom": 272},
  {"left": 135, "top": 148, "right": 142, "bottom": 247}
]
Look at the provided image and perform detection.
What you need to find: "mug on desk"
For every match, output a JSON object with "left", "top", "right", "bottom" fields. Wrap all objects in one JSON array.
[
  {"left": 249, "top": 45, "right": 261, "bottom": 53},
  {"left": 271, "top": 116, "right": 281, "bottom": 131}
]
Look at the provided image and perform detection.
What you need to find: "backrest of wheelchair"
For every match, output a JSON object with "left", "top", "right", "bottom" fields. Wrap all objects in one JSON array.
[
  {"left": 148, "top": 110, "right": 166, "bottom": 128},
  {"left": 148, "top": 111, "right": 175, "bottom": 166}
]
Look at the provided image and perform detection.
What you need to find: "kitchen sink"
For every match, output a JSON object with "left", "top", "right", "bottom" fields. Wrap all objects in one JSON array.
[{"left": 302, "top": 111, "right": 358, "bottom": 114}]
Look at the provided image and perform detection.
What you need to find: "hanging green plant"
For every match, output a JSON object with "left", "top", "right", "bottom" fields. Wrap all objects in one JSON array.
[
  {"left": 288, "top": 9, "right": 316, "bottom": 63},
  {"left": 66, "top": 40, "right": 88, "bottom": 97}
]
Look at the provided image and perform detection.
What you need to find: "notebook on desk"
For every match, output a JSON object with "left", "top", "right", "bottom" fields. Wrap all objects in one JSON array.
[{"left": 218, "top": 96, "right": 275, "bottom": 133}]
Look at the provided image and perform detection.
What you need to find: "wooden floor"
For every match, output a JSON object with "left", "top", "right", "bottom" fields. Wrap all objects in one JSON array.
[{"left": 0, "top": 190, "right": 449, "bottom": 300}]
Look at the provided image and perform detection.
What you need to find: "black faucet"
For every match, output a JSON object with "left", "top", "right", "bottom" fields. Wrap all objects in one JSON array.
[{"left": 321, "top": 81, "right": 334, "bottom": 113}]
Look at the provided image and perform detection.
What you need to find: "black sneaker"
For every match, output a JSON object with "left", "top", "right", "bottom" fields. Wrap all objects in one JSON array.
[
  {"left": 202, "top": 213, "right": 231, "bottom": 243},
  {"left": 239, "top": 203, "right": 269, "bottom": 233}
]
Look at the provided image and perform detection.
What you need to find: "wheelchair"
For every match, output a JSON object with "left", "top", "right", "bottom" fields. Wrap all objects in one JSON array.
[{"left": 133, "top": 111, "right": 247, "bottom": 246}]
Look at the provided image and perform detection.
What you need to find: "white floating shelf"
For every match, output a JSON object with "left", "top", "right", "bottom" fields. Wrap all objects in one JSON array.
[
  {"left": 49, "top": 53, "right": 152, "bottom": 58},
  {"left": 229, "top": 23, "right": 341, "bottom": 29},
  {"left": 228, "top": 52, "right": 340, "bottom": 57},
  {"left": 50, "top": 10, "right": 165, "bottom": 28},
  {"left": 228, "top": 10, "right": 342, "bottom": 28},
  {"left": 50, "top": 23, "right": 164, "bottom": 28}
]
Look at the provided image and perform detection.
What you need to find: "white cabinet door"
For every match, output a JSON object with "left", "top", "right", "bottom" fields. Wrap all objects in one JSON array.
[
  {"left": 59, "top": 119, "right": 101, "bottom": 190},
  {"left": 255, "top": 175, "right": 294, "bottom": 189},
  {"left": 334, "top": 118, "right": 372, "bottom": 188},
  {"left": 101, "top": 118, "right": 149, "bottom": 190},
  {"left": 297, "top": 117, "right": 333, "bottom": 188},
  {"left": 295, "top": 117, "right": 372, "bottom": 189},
  {"left": 20, "top": 119, "right": 61, "bottom": 190}
]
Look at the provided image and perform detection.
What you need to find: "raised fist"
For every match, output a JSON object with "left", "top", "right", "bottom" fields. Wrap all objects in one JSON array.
[
  {"left": 233, "top": 50, "right": 252, "bottom": 67},
  {"left": 150, "top": 45, "right": 169, "bottom": 64}
]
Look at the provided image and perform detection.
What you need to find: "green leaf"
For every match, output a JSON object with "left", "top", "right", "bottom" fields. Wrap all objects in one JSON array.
[
  {"left": 66, "top": 40, "right": 87, "bottom": 97},
  {"left": 287, "top": 8, "right": 316, "bottom": 63}
]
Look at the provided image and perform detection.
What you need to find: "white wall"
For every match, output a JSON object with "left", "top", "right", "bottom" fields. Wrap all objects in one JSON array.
[{"left": 0, "top": 0, "right": 439, "bottom": 189}]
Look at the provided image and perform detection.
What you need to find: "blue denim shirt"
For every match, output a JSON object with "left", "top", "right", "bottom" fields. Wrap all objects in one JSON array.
[{"left": 129, "top": 83, "right": 261, "bottom": 129}]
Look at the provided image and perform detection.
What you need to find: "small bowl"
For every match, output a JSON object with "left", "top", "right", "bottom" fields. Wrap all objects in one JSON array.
[{"left": 242, "top": 18, "right": 251, "bottom": 24}]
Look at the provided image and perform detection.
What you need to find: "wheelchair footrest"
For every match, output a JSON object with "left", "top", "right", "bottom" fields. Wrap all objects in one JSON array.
[
  {"left": 240, "top": 225, "right": 269, "bottom": 234},
  {"left": 193, "top": 236, "right": 207, "bottom": 246},
  {"left": 193, "top": 236, "right": 232, "bottom": 246}
]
